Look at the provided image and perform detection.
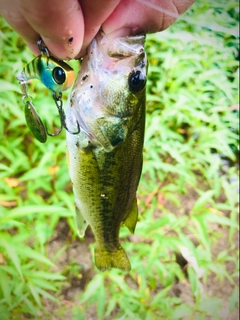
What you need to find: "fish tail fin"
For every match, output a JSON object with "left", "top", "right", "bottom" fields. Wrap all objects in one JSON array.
[{"left": 94, "top": 245, "right": 131, "bottom": 272}]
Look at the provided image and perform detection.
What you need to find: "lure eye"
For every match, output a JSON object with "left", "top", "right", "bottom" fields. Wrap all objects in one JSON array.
[
  {"left": 128, "top": 70, "right": 146, "bottom": 93},
  {"left": 52, "top": 67, "right": 66, "bottom": 84}
]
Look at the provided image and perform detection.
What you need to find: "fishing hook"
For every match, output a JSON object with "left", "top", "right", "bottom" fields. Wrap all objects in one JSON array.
[{"left": 47, "top": 92, "right": 80, "bottom": 136}]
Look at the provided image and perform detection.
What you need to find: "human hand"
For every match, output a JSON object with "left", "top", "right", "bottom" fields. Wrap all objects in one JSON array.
[{"left": 0, "top": 0, "right": 194, "bottom": 60}]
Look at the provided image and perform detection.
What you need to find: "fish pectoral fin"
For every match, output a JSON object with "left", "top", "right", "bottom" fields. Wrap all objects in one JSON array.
[
  {"left": 96, "top": 117, "right": 128, "bottom": 149},
  {"left": 95, "top": 244, "right": 131, "bottom": 272},
  {"left": 75, "top": 205, "right": 88, "bottom": 238},
  {"left": 123, "top": 198, "right": 139, "bottom": 234}
]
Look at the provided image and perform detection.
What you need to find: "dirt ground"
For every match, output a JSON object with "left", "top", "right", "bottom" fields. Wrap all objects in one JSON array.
[{"left": 45, "top": 188, "right": 239, "bottom": 320}]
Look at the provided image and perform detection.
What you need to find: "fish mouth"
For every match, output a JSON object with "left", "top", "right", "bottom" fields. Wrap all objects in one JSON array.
[
  {"left": 110, "top": 34, "right": 146, "bottom": 57},
  {"left": 73, "top": 110, "right": 90, "bottom": 137},
  {"left": 70, "top": 91, "right": 95, "bottom": 137},
  {"left": 87, "top": 31, "right": 146, "bottom": 72}
]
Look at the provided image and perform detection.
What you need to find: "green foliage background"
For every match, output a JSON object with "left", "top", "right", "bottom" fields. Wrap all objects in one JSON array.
[{"left": 0, "top": 1, "right": 239, "bottom": 319}]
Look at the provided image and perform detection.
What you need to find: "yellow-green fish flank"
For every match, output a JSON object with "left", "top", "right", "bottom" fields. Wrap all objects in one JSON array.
[{"left": 66, "top": 31, "right": 147, "bottom": 271}]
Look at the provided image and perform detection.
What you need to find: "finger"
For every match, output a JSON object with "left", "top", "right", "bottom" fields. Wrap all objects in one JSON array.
[
  {"left": 102, "top": 0, "right": 195, "bottom": 37},
  {"left": 172, "top": 0, "right": 195, "bottom": 15},
  {"left": 1, "top": 0, "right": 39, "bottom": 43},
  {"left": 79, "top": 0, "right": 120, "bottom": 56},
  {"left": 18, "top": 0, "right": 84, "bottom": 59}
]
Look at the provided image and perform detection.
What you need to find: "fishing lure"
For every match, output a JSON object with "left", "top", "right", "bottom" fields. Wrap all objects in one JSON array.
[{"left": 17, "top": 39, "right": 79, "bottom": 142}]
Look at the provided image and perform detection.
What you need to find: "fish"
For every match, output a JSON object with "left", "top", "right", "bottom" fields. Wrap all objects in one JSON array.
[
  {"left": 66, "top": 31, "right": 148, "bottom": 271},
  {"left": 17, "top": 55, "right": 75, "bottom": 92}
]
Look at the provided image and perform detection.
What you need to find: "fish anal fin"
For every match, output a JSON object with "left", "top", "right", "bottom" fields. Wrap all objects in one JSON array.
[
  {"left": 75, "top": 205, "right": 88, "bottom": 238},
  {"left": 123, "top": 198, "right": 139, "bottom": 234},
  {"left": 95, "top": 245, "right": 131, "bottom": 272}
]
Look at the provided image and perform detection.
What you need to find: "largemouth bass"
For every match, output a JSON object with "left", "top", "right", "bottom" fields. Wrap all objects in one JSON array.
[{"left": 66, "top": 31, "right": 147, "bottom": 271}]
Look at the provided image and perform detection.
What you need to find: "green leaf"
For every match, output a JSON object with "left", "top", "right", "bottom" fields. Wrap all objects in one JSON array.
[
  {"left": 0, "top": 79, "right": 22, "bottom": 92},
  {"left": 0, "top": 270, "right": 11, "bottom": 306},
  {"left": 29, "top": 278, "right": 58, "bottom": 292},
  {"left": 208, "top": 263, "right": 234, "bottom": 284},
  {"left": 191, "top": 215, "right": 211, "bottom": 255},
  {"left": 16, "top": 246, "right": 55, "bottom": 267},
  {"left": 0, "top": 236, "right": 23, "bottom": 280},
  {"left": 19, "top": 168, "right": 49, "bottom": 181},
  {"left": 81, "top": 274, "right": 104, "bottom": 303},
  {"left": 72, "top": 306, "right": 85, "bottom": 320},
  {"left": 22, "top": 296, "right": 39, "bottom": 315},
  {"left": 187, "top": 267, "right": 202, "bottom": 298},
  {"left": 172, "top": 304, "right": 193, "bottom": 318},
  {"left": 36, "top": 287, "right": 59, "bottom": 303},
  {"left": 28, "top": 283, "right": 42, "bottom": 307},
  {"left": 206, "top": 212, "right": 238, "bottom": 229},
  {"left": 192, "top": 190, "right": 215, "bottom": 213},
  {"left": 151, "top": 285, "right": 172, "bottom": 306},
  {"left": 2, "top": 205, "right": 72, "bottom": 222},
  {"left": 199, "top": 297, "right": 222, "bottom": 318},
  {"left": 97, "top": 283, "right": 106, "bottom": 320},
  {"left": 229, "top": 287, "right": 239, "bottom": 312},
  {"left": 0, "top": 304, "right": 9, "bottom": 320},
  {"left": 30, "top": 271, "right": 65, "bottom": 281},
  {"left": 105, "top": 297, "right": 117, "bottom": 317},
  {"left": 13, "top": 281, "right": 25, "bottom": 297},
  {"left": 0, "top": 266, "right": 18, "bottom": 277}
]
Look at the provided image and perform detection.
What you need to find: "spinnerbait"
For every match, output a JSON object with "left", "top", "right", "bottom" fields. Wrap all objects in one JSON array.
[{"left": 16, "top": 39, "right": 80, "bottom": 142}]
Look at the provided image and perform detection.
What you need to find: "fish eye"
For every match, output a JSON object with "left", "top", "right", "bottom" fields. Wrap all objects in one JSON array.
[
  {"left": 52, "top": 67, "right": 66, "bottom": 84},
  {"left": 128, "top": 70, "right": 146, "bottom": 93}
]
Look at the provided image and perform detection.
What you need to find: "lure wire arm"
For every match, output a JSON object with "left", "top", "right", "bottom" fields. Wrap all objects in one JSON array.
[
  {"left": 50, "top": 92, "right": 81, "bottom": 136},
  {"left": 45, "top": 92, "right": 63, "bottom": 137}
]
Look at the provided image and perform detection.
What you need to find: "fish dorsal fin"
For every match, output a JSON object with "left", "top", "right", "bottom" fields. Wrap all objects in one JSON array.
[
  {"left": 75, "top": 205, "right": 88, "bottom": 238},
  {"left": 123, "top": 198, "right": 139, "bottom": 234}
]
